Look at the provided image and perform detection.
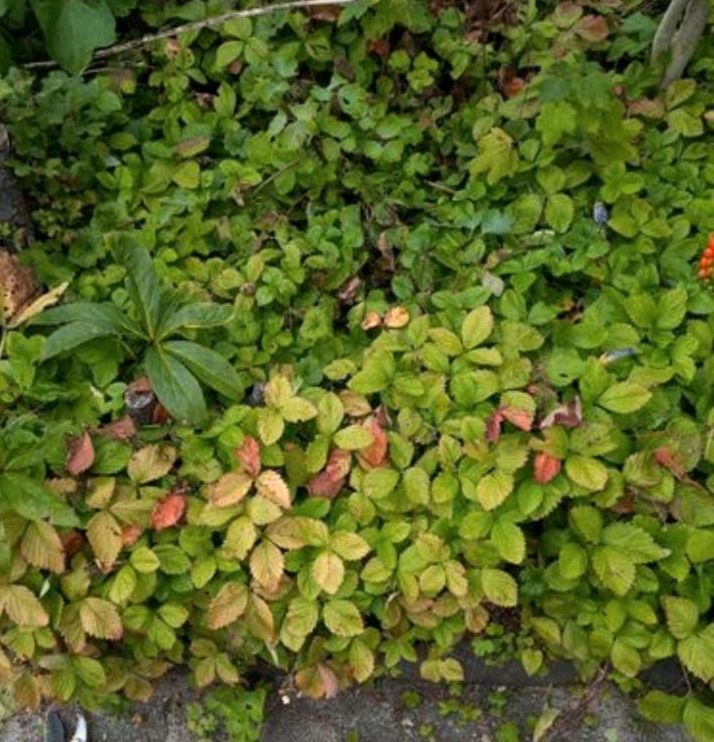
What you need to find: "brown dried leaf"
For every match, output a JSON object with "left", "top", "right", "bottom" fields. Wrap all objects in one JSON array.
[
  {"left": 361, "top": 310, "right": 382, "bottom": 330},
  {"left": 540, "top": 397, "right": 582, "bottom": 429},
  {"left": 99, "top": 415, "right": 136, "bottom": 441},
  {"left": 574, "top": 14, "right": 609, "bottom": 42},
  {"left": 383, "top": 306, "right": 410, "bottom": 329},
  {"left": 628, "top": 97, "right": 665, "bottom": 119},
  {"left": 0, "top": 251, "right": 37, "bottom": 322}
]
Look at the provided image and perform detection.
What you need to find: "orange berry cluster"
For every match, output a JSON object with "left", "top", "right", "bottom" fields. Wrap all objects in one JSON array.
[{"left": 699, "top": 235, "right": 714, "bottom": 282}]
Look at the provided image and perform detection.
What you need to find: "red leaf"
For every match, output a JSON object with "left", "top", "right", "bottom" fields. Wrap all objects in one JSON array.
[
  {"left": 60, "top": 530, "right": 84, "bottom": 558},
  {"left": 152, "top": 403, "right": 170, "bottom": 424},
  {"left": 500, "top": 406, "right": 533, "bottom": 432},
  {"left": 121, "top": 525, "right": 143, "bottom": 547},
  {"left": 235, "top": 436, "right": 261, "bottom": 478},
  {"left": 540, "top": 397, "right": 582, "bottom": 429},
  {"left": 367, "top": 38, "right": 390, "bottom": 58},
  {"left": 486, "top": 410, "right": 504, "bottom": 443},
  {"left": 357, "top": 415, "right": 388, "bottom": 468},
  {"left": 654, "top": 447, "right": 686, "bottom": 480},
  {"left": 533, "top": 452, "right": 562, "bottom": 484},
  {"left": 150, "top": 492, "right": 187, "bottom": 531},
  {"left": 67, "top": 432, "right": 95, "bottom": 476},
  {"left": 99, "top": 415, "right": 136, "bottom": 441},
  {"left": 308, "top": 450, "right": 351, "bottom": 499}
]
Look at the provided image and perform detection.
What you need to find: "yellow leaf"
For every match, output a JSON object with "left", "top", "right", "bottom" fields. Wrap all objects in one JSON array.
[
  {"left": 246, "top": 593, "right": 276, "bottom": 644},
  {"left": 8, "top": 281, "right": 69, "bottom": 328},
  {"left": 264, "top": 375, "right": 293, "bottom": 409},
  {"left": 280, "top": 397, "right": 317, "bottom": 423},
  {"left": 0, "top": 585, "right": 49, "bottom": 627},
  {"left": 85, "top": 477, "right": 116, "bottom": 509},
  {"left": 208, "top": 470, "right": 253, "bottom": 507},
  {"left": 205, "top": 582, "right": 248, "bottom": 630},
  {"left": 20, "top": 521, "right": 65, "bottom": 573},
  {"left": 79, "top": 597, "right": 123, "bottom": 640},
  {"left": 13, "top": 673, "right": 41, "bottom": 709},
  {"left": 87, "top": 510, "right": 122, "bottom": 569},
  {"left": 312, "top": 551, "right": 345, "bottom": 595},
  {"left": 257, "top": 408, "right": 284, "bottom": 445},
  {"left": 127, "top": 445, "right": 177, "bottom": 484},
  {"left": 249, "top": 541, "right": 284, "bottom": 591},
  {"left": 256, "top": 470, "right": 291, "bottom": 509},
  {"left": 220, "top": 516, "right": 257, "bottom": 560}
]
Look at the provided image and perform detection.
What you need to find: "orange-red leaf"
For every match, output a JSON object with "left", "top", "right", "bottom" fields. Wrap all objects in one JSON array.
[
  {"left": 654, "top": 446, "right": 686, "bottom": 479},
  {"left": 67, "top": 432, "right": 95, "bottom": 476},
  {"left": 121, "top": 525, "right": 143, "bottom": 547},
  {"left": 235, "top": 435, "right": 261, "bottom": 478},
  {"left": 308, "top": 450, "right": 351, "bottom": 499},
  {"left": 533, "top": 452, "right": 562, "bottom": 484},
  {"left": 357, "top": 416, "right": 388, "bottom": 468},
  {"left": 500, "top": 406, "right": 533, "bottom": 432},
  {"left": 150, "top": 492, "right": 187, "bottom": 531}
]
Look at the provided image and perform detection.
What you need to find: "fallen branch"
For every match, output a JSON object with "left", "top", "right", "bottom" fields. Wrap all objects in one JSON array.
[{"left": 25, "top": 0, "right": 357, "bottom": 70}]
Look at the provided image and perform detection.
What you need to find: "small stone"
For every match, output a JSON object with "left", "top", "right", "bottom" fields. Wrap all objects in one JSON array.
[{"left": 592, "top": 201, "right": 609, "bottom": 225}]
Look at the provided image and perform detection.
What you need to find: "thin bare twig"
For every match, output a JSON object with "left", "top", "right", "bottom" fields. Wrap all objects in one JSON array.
[{"left": 25, "top": 0, "right": 357, "bottom": 70}]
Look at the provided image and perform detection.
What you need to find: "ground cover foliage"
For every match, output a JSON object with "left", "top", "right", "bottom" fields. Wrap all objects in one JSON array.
[{"left": 1, "top": 0, "right": 714, "bottom": 737}]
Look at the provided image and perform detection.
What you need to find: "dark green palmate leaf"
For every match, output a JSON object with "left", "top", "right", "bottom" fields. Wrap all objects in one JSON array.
[
  {"left": 144, "top": 345, "right": 207, "bottom": 424},
  {"left": 157, "top": 303, "right": 234, "bottom": 339},
  {"left": 41, "top": 321, "right": 117, "bottom": 360},
  {"left": 114, "top": 239, "right": 163, "bottom": 338},
  {"left": 34, "top": 301, "right": 142, "bottom": 344},
  {"left": 163, "top": 340, "right": 243, "bottom": 401}
]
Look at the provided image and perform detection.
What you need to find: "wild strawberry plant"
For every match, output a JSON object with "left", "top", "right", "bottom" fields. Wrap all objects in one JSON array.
[{"left": 0, "top": 1, "right": 714, "bottom": 739}]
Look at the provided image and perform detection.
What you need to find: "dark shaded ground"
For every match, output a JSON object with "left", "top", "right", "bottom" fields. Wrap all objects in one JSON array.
[{"left": 0, "top": 655, "right": 692, "bottom": 742}]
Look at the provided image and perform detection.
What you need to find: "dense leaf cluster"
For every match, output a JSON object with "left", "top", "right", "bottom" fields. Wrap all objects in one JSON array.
[{"left": 2, "top": 0, "right": 714, "bottom": 737}]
